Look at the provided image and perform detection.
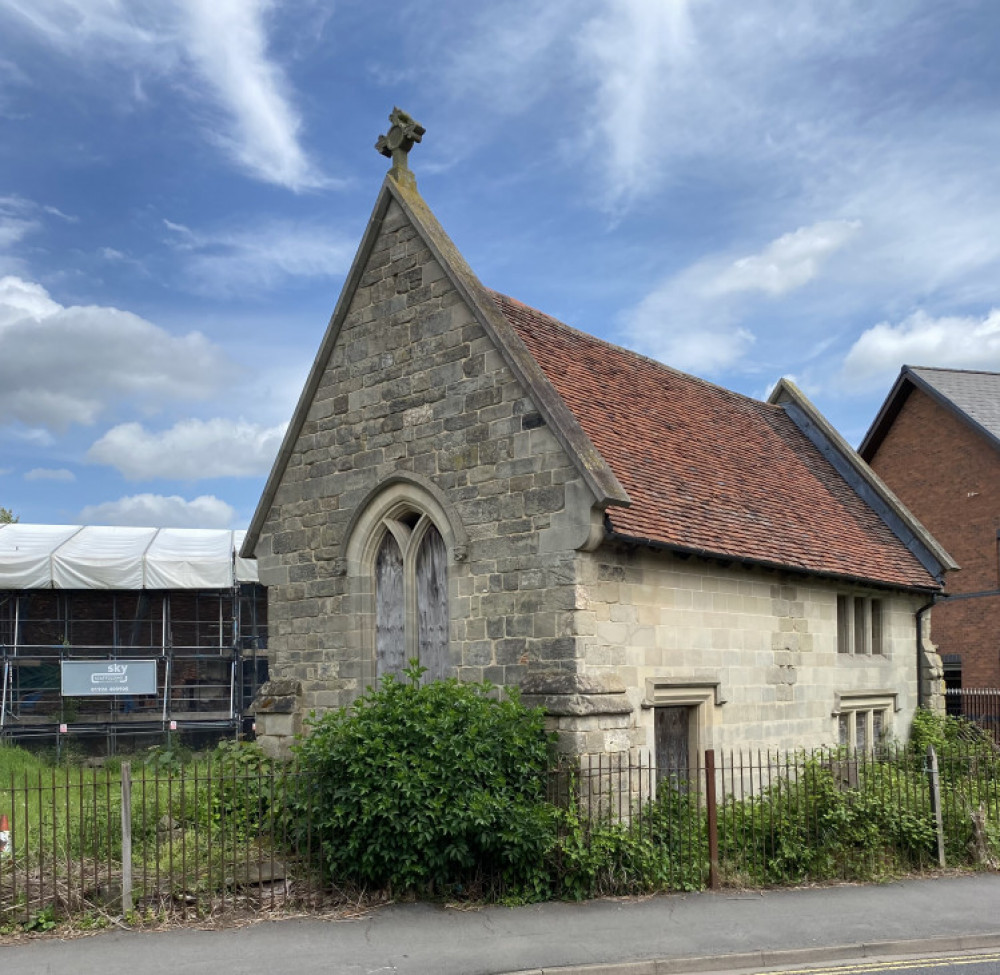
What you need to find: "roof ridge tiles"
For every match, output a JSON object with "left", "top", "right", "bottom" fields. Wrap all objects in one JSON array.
[{"left": 909, "top": 365, "right": 1000, "bottom": 378}]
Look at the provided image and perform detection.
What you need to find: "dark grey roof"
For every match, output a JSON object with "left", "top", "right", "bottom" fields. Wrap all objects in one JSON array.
[
  {"left": 860, "top": 365, "right": 1000, "bottom": 461},
  {"left": 908, "top": 367, "right": 1000, "bottom": 441}
]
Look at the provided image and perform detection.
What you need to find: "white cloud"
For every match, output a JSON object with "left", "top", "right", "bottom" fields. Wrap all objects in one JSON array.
[
  {"left": 0, "top": 275, "right": 236, "bottom": 429},
  {"left": 576, "top": 0, "right": 700, "bottom": 209},
  {"left": 570, "top": 0, "right": 919, "bottom": 210},
  {"left": 24, "top": 467, "right": 75, "bottom": 481},
  {"left": 164, "top": 218, "right": 351, "bottom": 295},
  {"left": 78, "top": 493, "right": 237, "bottom": 529},
  {"left": 435, "top": 2, "right": 578, "bottom": 116},
  {"left": 1, "top": 0, "right": 323, "bottom": 190},
  {"left": 4, "top": 425, "right": 56, "bottom": 447},
  {"left": 176, "top": 0, "right": 325, "bottom": 191},
  {"left": 622, "top": 219, "right": 857, "bottom": 374},
  {"left": 843, "top": 309, "right": 1000, "bottom": 390},
  {"left": 711, "top": 221, "right": 861, "bottom": 297},
  {"left": 656, "top": 327, "right": 756, "bottom": 375},
  {"left": 88, "top": 418, "right": 285, "bottom": 481}
]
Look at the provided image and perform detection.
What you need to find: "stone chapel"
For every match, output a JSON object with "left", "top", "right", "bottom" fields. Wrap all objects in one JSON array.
[{"left": 243, "top": 110, "right": 954, "bottom": 763}]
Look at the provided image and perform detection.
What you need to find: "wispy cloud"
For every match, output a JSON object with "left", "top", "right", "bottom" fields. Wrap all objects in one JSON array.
[
  {"left": 0, "top": 196, "right": 41, "bottom": 250},
  {"left": 710, "top": 221, "right": 861, "bottom": 298},
  {"left": 176, "top": 0, "right": 326, "bottom": 190},
  {"left": 88, "top": 418, "right": 285, "bottom": 481},
  {"left": 622, "top": 219, "right": 859, "bottom": 374},
  {"left": 0, "top": 0, "right": 325, "bottom": 190},
  {"left": 0, "top": 275, "right": 237, "bottom": 429},
  {"left": 163, "top": 217, "right": 352, "bottom": 295},
  {"left": 24, "top": 467, "right": 75, "bottom": 482},
  {"left": 78, "top": 493, "right": 237, "bottom": 528}
]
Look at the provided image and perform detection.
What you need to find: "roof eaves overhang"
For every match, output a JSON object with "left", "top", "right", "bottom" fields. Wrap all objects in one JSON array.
[
  {"left": 858, "top": 366, "right": 914, "bottom": 461},
  {"left": 603, "top": 527, "right": 942, "bottom": 595},
  {"left": 768, "top": 378, "right": 957, "bottom": 582},
  {"left": 861, "top": 365, "right": 1000, "bottom": 462}
]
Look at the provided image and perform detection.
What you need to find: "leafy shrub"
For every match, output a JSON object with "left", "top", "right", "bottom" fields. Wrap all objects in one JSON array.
[
  {"left": 286, "top": 664, "right": 555, "bottom": 899},
  {"left": 909, "top": 707, "right": 994, "bottom": 759},
  {"left": 200, "top": 739, "right": 274, "bottom": 842},
  {"left": 551, "top": 778, "right": 707, "bottom": 899}
]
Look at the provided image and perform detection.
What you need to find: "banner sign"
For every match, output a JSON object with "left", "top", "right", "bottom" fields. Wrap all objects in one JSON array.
[{"left": 61, "top": 660, "right": 158, "bottom": 697}]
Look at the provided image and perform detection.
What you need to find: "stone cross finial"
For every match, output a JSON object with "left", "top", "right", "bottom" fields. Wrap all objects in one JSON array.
[{"left": 376, "top": 107, "right": 425, "bottom": 182}]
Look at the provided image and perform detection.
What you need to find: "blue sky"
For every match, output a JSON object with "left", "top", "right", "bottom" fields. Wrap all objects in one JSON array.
[{"left": 2, "top": 0, "right": 1000, "bottom": 529}]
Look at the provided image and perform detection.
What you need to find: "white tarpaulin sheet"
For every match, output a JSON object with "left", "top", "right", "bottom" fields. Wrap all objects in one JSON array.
[{"left": 0, "top": 525, "right": 258, "bottom": 590}]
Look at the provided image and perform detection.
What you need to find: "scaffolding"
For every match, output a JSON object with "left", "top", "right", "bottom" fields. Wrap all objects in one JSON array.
[{"left": 0, "top": 526, "right": 267, "bottom": 753}]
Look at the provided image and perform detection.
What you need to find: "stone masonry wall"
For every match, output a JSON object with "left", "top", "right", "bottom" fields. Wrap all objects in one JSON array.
[
  {"left": 867, "top": 386, "right": 1000, "bottom": 687},
  {"left": 576, "top": 544, "right": 926, "bottom": 755},
  {"left": 252, "top": 198, "right": 589, "bottom": 750}
]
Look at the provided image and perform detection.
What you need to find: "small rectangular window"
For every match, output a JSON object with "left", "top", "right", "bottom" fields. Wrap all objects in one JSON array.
[
  {"left": 870, "top": 599, "right": 883, "bottom": 655},
  {"left": 837, "top": 594, "right": 884, "bottom": 656},
  {"left": 837, "top": 596, "right": 851, "bottom": 654},
  {"left": 853, "top": 596, "right": 868, "bottom": 655},
  {"left": 836, "top": 701, "right": 892, "bottom": 753}
]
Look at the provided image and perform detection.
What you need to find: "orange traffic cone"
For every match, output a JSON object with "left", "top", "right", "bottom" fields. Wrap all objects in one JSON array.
[{"left": 0, "top": 813, "right": 9, "bottom": 855}]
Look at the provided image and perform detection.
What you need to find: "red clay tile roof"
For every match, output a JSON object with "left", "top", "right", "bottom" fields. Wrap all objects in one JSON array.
[{"left": 491, "top": 291, "right": 938, "bottom": 591}]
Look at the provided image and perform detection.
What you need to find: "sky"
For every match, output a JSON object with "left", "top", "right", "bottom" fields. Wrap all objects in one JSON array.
[{"left": 1, "top": 0, "right": 1000, "bottom": 530}]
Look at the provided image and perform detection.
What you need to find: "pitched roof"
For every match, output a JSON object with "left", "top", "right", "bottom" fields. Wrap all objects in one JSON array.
[
  {"left": 860, "top": 366, "right": 1000, "bottom": 459},
  {"left": 243, "top": 168, "right": 949, "bottom": 591},
  {"left": 492, "top": 292, "right": 943, "bottom": 591}
]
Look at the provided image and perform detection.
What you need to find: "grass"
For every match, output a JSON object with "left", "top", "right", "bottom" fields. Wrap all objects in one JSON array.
[
  {"left": 0, "top": 743, "right": 52, "bottom": 779},
  {"left": 2, "top": 740, "right": 294, "bottom": 931}
]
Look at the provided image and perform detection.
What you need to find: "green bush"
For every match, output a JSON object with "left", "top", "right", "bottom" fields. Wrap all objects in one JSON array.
[
  {"left": 200, "top": 739, "right": 274, "bottom": 842},
  {"left": 286, "top": 663, "right": 556, "bottom": 899},
  {"left": 551, "top": 779, "right": 707, "bottom": 899}
]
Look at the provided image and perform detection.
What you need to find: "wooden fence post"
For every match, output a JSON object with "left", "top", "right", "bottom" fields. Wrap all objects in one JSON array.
[
  {"left": 120, "top": 762, "right": 133, "bottom": 913},
  {"left": 926, "top": 745, "right": 945, "bottom": 868},
  {"left": 705, "top": 749, "right": 719, "bottom": 890}
]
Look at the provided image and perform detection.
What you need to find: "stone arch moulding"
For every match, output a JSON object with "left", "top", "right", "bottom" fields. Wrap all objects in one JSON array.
[{"left": 340, "top": 471, "right": 469, "bottom": 575}]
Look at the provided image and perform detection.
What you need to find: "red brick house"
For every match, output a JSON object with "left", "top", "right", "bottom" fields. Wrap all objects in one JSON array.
[{"left": 860, "top": 366, "right": 1000, "bottom": 690}]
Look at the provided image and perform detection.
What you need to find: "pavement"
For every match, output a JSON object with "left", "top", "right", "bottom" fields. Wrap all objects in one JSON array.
[{"left": 1, "top": 873, "right": 999, "bottom": 975}]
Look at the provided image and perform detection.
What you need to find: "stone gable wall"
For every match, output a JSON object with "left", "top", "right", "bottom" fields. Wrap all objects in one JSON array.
[
  {"left": 867, "top": 386, "right": 1000, "bottom": 687},
  {"left": 252, "top": 199, "right": 589, "bottom": 752}
]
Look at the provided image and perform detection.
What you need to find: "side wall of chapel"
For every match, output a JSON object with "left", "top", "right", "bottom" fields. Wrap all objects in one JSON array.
[{"left": 571, "top": 544, "right": 930, "bottom": 756}]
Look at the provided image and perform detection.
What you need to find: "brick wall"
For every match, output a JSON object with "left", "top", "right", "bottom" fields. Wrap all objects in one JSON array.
[{"left": 867, "top": 386, "right": 1000, "bottom": 686}]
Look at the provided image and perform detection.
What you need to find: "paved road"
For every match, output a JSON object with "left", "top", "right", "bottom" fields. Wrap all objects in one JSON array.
[{"left": 2, "top": 874, "right": 999, "bottom": 975}]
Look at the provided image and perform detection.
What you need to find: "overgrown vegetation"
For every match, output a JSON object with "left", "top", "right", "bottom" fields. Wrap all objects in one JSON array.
[
  {"left": 286, "top": 663, "right": 556, "bottom": 900},
  {"left": 1, "top": 701, "right": 997, "bottom": 934}
]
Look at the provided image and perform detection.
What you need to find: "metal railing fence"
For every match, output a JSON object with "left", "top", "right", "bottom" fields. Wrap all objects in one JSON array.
[
  {"left": 946, "top": 688, "right": 1000, "bottom": 744},
  {"left": 1, "top": 741, "right": 997, "bottom": 925}
]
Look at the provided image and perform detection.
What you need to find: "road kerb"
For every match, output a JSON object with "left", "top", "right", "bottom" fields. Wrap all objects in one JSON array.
[{"left": 501, "top": 932, "right": 1000, "bottom": 975}]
